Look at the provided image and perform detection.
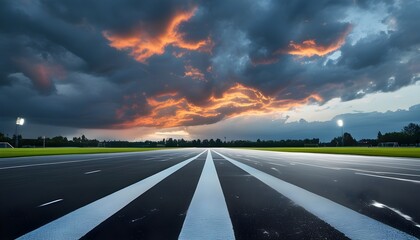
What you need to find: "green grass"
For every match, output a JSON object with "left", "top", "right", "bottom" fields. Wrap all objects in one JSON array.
[
  {"left": 2, "top": 147, "right": 419, "bottom": 158},
  {"left": 249, "top": 147, "right": 420, "bottom": 158},
  {"left": 0, "top": 147, "right": 161, "bottom": 158}
]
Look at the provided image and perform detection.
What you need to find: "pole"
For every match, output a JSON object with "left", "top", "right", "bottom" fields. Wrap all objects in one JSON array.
[
  {"left": 15, "top": 124, "right": 18, "bottom": 148},
  {"left": 43, "top": 136, "right": 46, "bottom": 148},
  {"left": 341, "top": 126, "right": 344, "bottom": 146}
]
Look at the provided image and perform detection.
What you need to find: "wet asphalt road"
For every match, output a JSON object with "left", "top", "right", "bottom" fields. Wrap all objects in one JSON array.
[{"left": 0, "top": 148, "right": 418, "bottom": 239}]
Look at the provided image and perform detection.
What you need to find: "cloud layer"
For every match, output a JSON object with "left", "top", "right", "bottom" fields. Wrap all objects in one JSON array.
[{"left": 0, "top": 0, "right": 419, "bottom": 130}]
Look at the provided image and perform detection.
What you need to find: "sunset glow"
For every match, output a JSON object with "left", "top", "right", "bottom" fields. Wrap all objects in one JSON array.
[
  {"left": 116, "top": 84, "right": 323, "bottom": 128},
  {"left": 103, "top": 7, "right": 212, "bottom": 63},
  {"left": 184, "top": 65, "right": 206, "bottom": 81},
  {"left": 285, "top": 26, "right": 352, "bottom": 57}
]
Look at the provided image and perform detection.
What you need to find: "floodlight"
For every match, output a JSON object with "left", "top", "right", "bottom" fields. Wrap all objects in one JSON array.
[
  {"left": 337, "top": 119, "right": 343, "bottom": 127},
  {"left": 16, "top": 117, "right": 25, "bottom": 125}
]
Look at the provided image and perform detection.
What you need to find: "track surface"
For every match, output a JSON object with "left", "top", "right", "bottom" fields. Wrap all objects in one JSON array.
[{"left": 0, "top": 148, "right": 419, "bottom": 239}]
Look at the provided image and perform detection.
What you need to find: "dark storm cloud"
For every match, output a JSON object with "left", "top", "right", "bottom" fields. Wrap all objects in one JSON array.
[{"left": 0, "top": 0, "right": 419, "bottom": 130}]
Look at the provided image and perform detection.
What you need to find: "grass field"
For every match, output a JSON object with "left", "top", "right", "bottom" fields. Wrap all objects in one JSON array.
[
  {"left": 1, "top": 147, "right": 419, "bottom": 158},
  {"left": 0, "top": 148, "right": 161, "bottom": 158},
  {"left": 250, "top": 147, "right": 420, "bottom": 158}
]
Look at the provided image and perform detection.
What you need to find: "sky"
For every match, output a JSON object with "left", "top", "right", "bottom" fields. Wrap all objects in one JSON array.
[{"left": 0, "top": 0, "right": 419, "bottom": 142}]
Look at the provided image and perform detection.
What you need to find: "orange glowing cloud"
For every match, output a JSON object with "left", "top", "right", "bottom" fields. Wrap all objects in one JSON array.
[
  {"left": 103, "top": 7, "right": 212, "bottom": 63},
  {"left": 184, "top": 65, "right": 206, "bottom": 81},
  {"left": 115, "top": 84, "right": 323, "bottom": 128},
  {"left": 285, "top": 26, "right": 352, "bottom": 57}
]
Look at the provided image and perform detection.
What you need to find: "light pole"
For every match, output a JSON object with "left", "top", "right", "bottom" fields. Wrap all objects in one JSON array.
[
  {"left": 15, "top": 117, "right": 25, "bottom": 148},
  {"left": 337, "top": 119, "right": 344, "bottom": 146}
]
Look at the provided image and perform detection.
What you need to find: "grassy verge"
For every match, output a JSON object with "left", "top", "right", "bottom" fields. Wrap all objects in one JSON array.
[
  {"left": 249, "top": 147, "right": 420, "bottom": 158},
  {"left": 0, "top": 147, "right": 162, "bottom": 158}
]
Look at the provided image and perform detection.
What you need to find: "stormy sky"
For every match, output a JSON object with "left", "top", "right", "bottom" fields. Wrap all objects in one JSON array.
[{"left": 1, "top": 0, "right": 419, "bottom": 141}]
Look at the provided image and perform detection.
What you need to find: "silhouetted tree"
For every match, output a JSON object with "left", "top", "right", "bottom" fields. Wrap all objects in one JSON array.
[
  {"left": 330, "top": 132, "right": 357, "bottom": 146},
  {"left": 402, "top": 123, "right": 420, "bottom": 136}
]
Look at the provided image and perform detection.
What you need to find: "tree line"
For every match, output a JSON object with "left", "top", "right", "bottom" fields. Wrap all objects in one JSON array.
[
  {"left": 377, "top": 123, "right": 420, "bottom": 145},
  {"left": 0, "top": 134, "right": 99, "bottom": 148},
  {"left": 0, "top": 123, "right": 418, "bottom": 148}
]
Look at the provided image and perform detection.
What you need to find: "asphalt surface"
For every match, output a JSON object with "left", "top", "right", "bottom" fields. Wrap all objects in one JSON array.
[{"left": 0, "top": 148, "right": 419, "bottom": 239}]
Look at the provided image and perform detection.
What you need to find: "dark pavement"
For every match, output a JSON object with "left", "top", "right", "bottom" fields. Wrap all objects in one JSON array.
[{"left": 0, "top": 148, "right": 418, "bottom": 239}]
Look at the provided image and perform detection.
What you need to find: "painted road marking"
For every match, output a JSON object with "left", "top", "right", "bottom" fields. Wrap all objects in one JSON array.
[
  {"left": 0, "top": 151, "right": 191, "bottom": 170},
  {"left": 231, "top": 149, "right": 420, "bottom": 169},
  {"left": 287, "top": 161, "right": 420, "bottom": 178},
  {"left": 179, "top": 150, "right": 235, "bottom": 240},
  {"left": 38, "top": 199, "right": 63, "bottom": 208},
  {"left": 355, "top": 172, "right": 420, "bottom": 184},
  {"left": 214, "top": 150, "right": 416, "bottom": 240},
  {"left": 84, "top": 170, "right": 101, "bottom": 175},
  {"left": 0, "top": 156, "right": 126, "bottom": 170},
  {"left": 17, "top": 150, "right": 206, "bottom": 240}
]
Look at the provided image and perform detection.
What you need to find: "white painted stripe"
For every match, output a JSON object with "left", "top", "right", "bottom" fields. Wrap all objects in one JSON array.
[
  {"left": 179, "top": 150, "right": 235, "bottom": 240},
  {"left": 84, "top": 170, "right": 101, "bottom": 175},
  {"left": 38, "top": 199, "right": 63, "bottom": 207},
  {"left": 0, "top": 156, "right": 121, "bottom": 170},
  {"left": 214, "top": 151, "right": 416, "bottom": 240},
  {"left": 290, "top": 162, "right": 420, "bottom": 177},
  {"left": 355, "top": 172, "right": 420, "bottom": 184},
  {"left": 0, "top": 152, "right": 182, "bottom": 170},
  {"left": 17, "top": 150, "right": 206, "bottom": 240}
]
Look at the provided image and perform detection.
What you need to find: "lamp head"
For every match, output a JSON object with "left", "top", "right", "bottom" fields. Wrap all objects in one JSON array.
[
  {"left": 337, "top": 119, "right": 344, "bottom": 127},
  {"left": 16, "top": 117, "right": 25, "bottom": 125}
]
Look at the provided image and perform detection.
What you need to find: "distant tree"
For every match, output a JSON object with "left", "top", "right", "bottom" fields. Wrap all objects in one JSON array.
[
  {"left": 330, "top": 137, "right": 341, "bottom": 146},
  {"left": 73, "top": 137, "right": 81, "bottom": 143},
  {"left": 330, "top": 132, "right": 357, "bottom": 146},
  {"left": 402, "top": 123, "right": 420, "bottom": 136},
  {"left": 400, "top": 123, "right": 420, "bottom": 145},
  {"left": 380, "top": 132, "right": 408, "bottom": 144},
  {"left": 343, "top": 132, "right": 357, "bottom": 146},
  {"left": 166, "top": 138, "right": 175, "bottom": 147},
  {"left": 377, "top": 131, "right": 383, "bottom": 141}
]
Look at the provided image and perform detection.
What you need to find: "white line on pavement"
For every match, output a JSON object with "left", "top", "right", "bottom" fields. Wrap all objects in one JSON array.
[
  {"left": 355, "top": 172, "right": 420, "bottom": 184},
  {"left": 0, "top": 156, "right": 123, "bottom": 170},
  {"left": 17, "top": 150, "right": 206, "bottom": 240},
  {"left": 179, "top": 150, "right": 235, "bottom": 240},
  {"left": 84, "top": 170, "right": 101, "bottom": 175},
  {"left": 0, "top": 151, "right": 192, "bottom": 170},
  {"left": 292, "top": 161, "right": 420, "bottom": 177},
  {"left": 214, "top": 150, "right": 416, "bottom": 240},
  {"left": 38, "top": 199, "right": 63, "bottom": 207}
]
